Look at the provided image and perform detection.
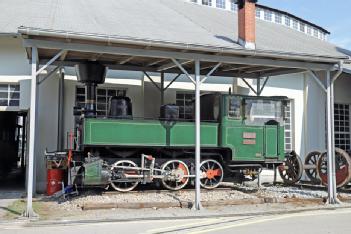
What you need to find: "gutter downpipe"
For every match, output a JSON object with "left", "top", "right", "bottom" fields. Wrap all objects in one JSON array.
[{"left": 17, "top": 28, "right": 346, "bottom": 65}]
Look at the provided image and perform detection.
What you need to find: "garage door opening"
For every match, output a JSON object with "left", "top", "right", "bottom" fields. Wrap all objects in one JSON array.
[{"left": 0, "top": 112, "right": 27, "bottom": 190}]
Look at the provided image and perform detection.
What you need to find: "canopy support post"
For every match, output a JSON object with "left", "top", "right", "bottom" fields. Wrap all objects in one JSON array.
[
  {"left": 24, "top": 47, "right": 39, "bottom": 218},
  {"left": 256, "top": 78, "right": 261, "bottom": 96},
  {"left": 194, "top": 59, "right": 202, "bottom": 210},
  {"left": 160, "top": 72, "right": 165, "bottom": 105},
  {"left": 326, "top": 70, "right": 338, "bottom": 204},
  {"left": 57, "top": 67, "right": 65, "bottom": 150}
]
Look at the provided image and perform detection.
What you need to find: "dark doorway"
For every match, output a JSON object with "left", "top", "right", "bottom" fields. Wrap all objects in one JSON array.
[{"left": 0, "top": 111, "right": 27, "bottom": 190}]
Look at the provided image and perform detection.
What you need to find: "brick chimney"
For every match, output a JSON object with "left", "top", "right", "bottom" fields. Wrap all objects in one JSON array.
[{"left": 237, "top": 0, "right": 257, "bottom": 50}]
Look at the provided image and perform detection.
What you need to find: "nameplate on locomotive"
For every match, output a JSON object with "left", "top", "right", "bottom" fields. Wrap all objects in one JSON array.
[
  {"left": 243, "top": 132, "right": 256, "bottom": 139},
  {"left": 243, "top": 139, "right": 256, "bottom": 145}
]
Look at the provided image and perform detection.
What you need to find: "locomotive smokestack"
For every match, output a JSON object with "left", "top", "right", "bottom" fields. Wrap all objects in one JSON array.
[
  {"left": 75, "top": 62, "right": 107, "bottom": 117},
  {"left": 237, "top": 0, "right": 257, "bottom": 50}
]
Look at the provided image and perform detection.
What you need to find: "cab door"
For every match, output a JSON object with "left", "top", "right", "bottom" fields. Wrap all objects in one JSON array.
[{"left": 264, "top": 124, "right": 279, "bottom": 158}]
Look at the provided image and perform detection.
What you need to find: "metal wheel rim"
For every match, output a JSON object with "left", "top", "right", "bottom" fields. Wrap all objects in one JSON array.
[
  {"left": 304, "top": 151, "right": 321, "bottom": 184},
  {"left": 110, "top": 160, "right": 139, "bottom": 192},
  {"left": 200, "top": 159, "right": 223, "bottom": 189},
  {"left": 279, "top": 152, "right": 303, "bottom": 185},
  {"left": 317, "top": 148, "right": 351, "bottom": 188},
  {"left": 161, "top": 160, "right": 189, "bottom": 191}
]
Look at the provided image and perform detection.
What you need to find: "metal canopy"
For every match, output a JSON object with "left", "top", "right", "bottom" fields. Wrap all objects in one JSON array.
[
  {"left": 23, "top": 37, "right": 340, "bottom": 80},
  {"left": 21, "top": 34, "right": 345, "bottom": 217}
]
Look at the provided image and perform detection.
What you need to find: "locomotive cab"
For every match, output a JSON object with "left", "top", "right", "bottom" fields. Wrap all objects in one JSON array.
[{"left": 220, "top": 94, "right": 288, "bottom": 162}]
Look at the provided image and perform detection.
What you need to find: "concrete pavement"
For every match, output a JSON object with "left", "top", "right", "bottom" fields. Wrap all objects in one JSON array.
[{"left": 0, "top": 208, "right": 350, "bottom": 234}]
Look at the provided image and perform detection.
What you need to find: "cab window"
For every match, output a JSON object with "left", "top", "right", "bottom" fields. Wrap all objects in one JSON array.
[
  {"left": 228, "top": 97, "right": 241, "bottom": 119},
  {"left": 244, "top": 99, "right": 284, "bottom": 125}
]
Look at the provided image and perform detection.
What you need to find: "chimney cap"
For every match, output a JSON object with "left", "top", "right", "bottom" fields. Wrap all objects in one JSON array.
[{"left": 237, "top": 0, "right": 258, "bottom": 9}]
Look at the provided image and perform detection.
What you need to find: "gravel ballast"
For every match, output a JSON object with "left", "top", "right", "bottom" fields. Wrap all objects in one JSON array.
[{"left": 57, "top": 183, "right": 351, "bottom": 212}]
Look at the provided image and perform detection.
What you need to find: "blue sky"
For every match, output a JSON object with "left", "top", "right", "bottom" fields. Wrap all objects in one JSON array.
[{"left": 259, "top": 0, "right": 351, "bottom": 50}]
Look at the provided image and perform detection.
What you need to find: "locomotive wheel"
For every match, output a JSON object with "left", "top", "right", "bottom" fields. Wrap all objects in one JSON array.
[
  {"left": 304, "top": 151, "right": 321, "bottom": 184},
  {"left": 161, "top": 160, "right": 189, "bottom": 191},
  {"left": 317, "top": 148, "right": 351, "bottom": 188},
  {"left": 278, "top": 152, "right": 303, "bottom": 185},
  {"left": 200, "top": 159, "right": 223, "bottom": 189},
  {"left": 110, "top": 160, "right": 139, "bottom": 192}
]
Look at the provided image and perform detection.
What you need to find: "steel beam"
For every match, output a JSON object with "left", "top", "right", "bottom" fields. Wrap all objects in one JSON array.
[
  {"left": 308, "top": 70, "right": 327, "bottom": 93},
  {"left": 222, "top": 65, "right": 254, "bottom": 72},
  {"left": 157, "top": 59, "right": 192, "bottom": 72},
  {"left": 259, "top": 76, "right": 270, "bottom": 95},
  {"left": 143, "top": 71, "right": 161, "bottom": 91},
  {"left": 119, "top": 56, "right": 134, "bottom": 65},
  {"left": 241, "top": 78, "right": 258, "bottom": 95},
  {"left": 262, "top": 68, "right": 305, "bottom": 78},
  {"left": 171, "top": 58, "right": 196, "bottom": 84},
  {"left": 146, "top": 58, "right": 168, "bottom": 67},
  {"left": 201, "top": 63, "right": 222, "bottom": 84},
  {"left": 35, "top": 50, "right": 65, "bottom": 76},
  {"left": 23, "top": 39, "right": 336, "bottom": 71},
  {"left": 24, "top": 47, "right": 38, "bottom": 218},
  {"left": 37, "top": 66, "right": 60, "bottom": 85},
  {"left": 245, "top": 67, "right": 277, "bottom": 74},
  {"left": 164, "top": 73, "right": 181, "bottom": 91}
]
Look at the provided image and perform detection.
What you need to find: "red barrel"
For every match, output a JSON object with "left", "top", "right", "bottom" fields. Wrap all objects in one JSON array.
[{"left": 47, "top": 169, "right": 64, "bottom": 196}]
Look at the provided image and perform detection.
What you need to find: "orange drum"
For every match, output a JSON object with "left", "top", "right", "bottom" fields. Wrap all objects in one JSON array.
[{"left": 47, "top": 169, "right": 64, "bottom": 196}]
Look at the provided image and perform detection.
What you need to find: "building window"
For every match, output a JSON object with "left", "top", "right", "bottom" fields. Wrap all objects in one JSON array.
[
  {"left": 264, "top": 10, "right": 272, "bottom": 21},
  {"left": 319, "top": 31, "right": 324, "bottom": 40},
  {"left": 320, "top": 33, "right": 325, "bottom": 40},
  {"left": 334, "top": 104, "right": 350, "bottom": 151},
  {"left": 313, "top": 28, "right": 319, "bottom": 37},
  {"left": 76, "top": 86, "right": 126, "bottom": 116},
  {"left": 0, "top": 84, "right": 20, "bottom": 107},
  {"left": 292, "top": 20, "right": 298, "bottom": 30},
  {"left": 307, "top": 26, "right": 312, "bottom": 35},
  {"left": 285, "top": 16, "right": 291, "bottom": 27},
  {"left": 202, "top": 0, "right": 212, "bottom": 6},
  {"left": 176, "top": 92, "right": 194, "bottom": 120},
  {"left": 216, "top": 0, "right": 225, "bottom": 9},
  {"left": 299, "top": 23, "right": 305, "bottom": 32},
  {"left": 230, "top": 0, "right": 237, "bottom": 11},
  {"left": 255, "top": 9, "right": 261, "bottom": 18},
  {"left": 275, "top": 13, "right": 282, "bottom": 24},
  {"left": 284, "top": 100, "right": 294, "bottom": 152}
]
